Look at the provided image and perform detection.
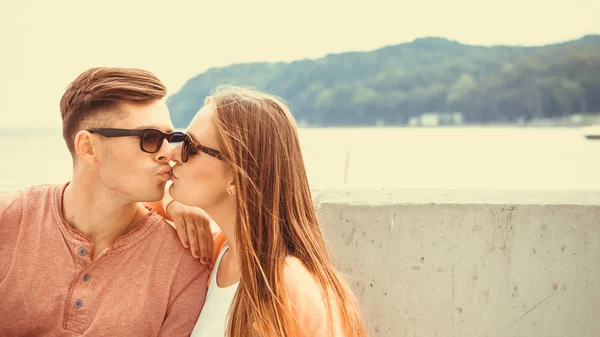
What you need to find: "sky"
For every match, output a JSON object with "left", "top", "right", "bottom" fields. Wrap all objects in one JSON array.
[{"left": 1, "top": 0, "right": 599, "bottom": 128}]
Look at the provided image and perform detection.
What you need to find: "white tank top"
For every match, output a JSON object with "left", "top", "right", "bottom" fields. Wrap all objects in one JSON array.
[{"left": 190, "top": 244, "right": 239, "bottom": 337}]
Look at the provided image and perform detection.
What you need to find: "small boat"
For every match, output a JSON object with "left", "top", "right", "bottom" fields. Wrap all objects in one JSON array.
[{"left": 583, "top": 125, "right": 600, "bottom": 140}]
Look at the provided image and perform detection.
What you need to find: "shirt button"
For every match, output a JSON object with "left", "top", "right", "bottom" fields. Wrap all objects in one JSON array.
[
  {"left": 74, "top": 299, "right": 83, "bottom": 309},
  {"left": 82, "top": 274, "right": 89, "bottom": 282},
  {"left": 78, "top": 248, "right": 87, "bottom": 256}
]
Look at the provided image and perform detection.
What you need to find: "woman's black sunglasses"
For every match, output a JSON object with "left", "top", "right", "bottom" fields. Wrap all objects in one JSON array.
[
  {"left": 87, "top": 128, "right": 185, "bottom": 153},
  {"left": 181, "top": 134, "right": 224, "bottom": 162}
]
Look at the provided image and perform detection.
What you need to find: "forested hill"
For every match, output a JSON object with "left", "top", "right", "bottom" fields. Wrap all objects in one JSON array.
[{"left": 167, "top": 35, "right": 600, "bottom": 127}]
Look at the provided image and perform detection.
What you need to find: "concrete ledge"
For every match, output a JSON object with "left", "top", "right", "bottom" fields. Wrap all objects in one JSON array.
[
  {"left": 313, "top": 189, "right": 600, "bottom": 337},
  {"left": 312, "top": 188, "right": 600, "bottom": 206},
  {"left": 3, "top": 188, "right": 598, "bottom": 336}
]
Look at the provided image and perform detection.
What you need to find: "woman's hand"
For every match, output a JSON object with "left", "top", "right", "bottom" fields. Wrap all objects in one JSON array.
[{"left": 166, "top": 201, "right": 214, "bottom": 265}]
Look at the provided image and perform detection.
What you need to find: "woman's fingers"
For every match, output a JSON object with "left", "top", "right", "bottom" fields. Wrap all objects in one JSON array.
[
  {"left": 193, "top": 214, "right": 210, "bottom": 264},
  {"left": 166, "top": 201, "right": 214, "bottom": 264},
  {"left": 174, "top": 216, "right": 190, "bottom": 249},
  {"left": 203, "top": 219, "right": 215, "bottom": 265},
  {"left": 185, "top": 214, "right": 200, "bottom": 260}
]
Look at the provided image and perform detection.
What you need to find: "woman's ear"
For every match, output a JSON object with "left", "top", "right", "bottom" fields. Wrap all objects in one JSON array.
[{"left": 227, "top": 180, "right": 236, "bottom": 196}]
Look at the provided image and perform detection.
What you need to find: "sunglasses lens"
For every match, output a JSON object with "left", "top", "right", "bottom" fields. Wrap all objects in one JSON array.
[
  {"left": 142, "top": 130, "right": 162, "bottom": 152},
  {"left": 181, "top": 136, "right": 190, "bottom": 162},
  {"left": 169, "top": 132, "right": 186, "bottom": 144}
]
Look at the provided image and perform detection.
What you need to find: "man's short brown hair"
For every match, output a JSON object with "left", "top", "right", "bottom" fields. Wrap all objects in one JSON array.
[{"left": 59, "top": 67, "right": 167, "bottom": 155}]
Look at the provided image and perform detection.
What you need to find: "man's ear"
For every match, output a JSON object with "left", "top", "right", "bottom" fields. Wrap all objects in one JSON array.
[{"left": 73, "top": 130, "right": 99, "bottom": 164}]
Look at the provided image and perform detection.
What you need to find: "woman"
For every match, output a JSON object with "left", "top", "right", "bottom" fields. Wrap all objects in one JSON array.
[{"left": 166, "top": 85, "right": 366, "bottom": 337}]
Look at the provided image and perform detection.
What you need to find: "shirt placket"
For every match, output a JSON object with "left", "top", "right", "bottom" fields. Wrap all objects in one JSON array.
[{"left": 64, "top": 241, "right": 96, "bottom": 334}]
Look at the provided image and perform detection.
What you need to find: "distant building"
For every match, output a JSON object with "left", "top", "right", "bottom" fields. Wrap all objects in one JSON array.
[{"left": 410, "top": 112, "right": 464, "bottom": 126}]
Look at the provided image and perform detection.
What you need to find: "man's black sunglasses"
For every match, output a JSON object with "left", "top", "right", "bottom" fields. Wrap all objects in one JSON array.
[{"left": 87, "top": 128, "right": 185, "bottom": 153}]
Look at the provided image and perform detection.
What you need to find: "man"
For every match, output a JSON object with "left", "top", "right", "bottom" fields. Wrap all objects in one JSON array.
[{"left": 0, "top": 67, "right": 209, "bottom": 336}]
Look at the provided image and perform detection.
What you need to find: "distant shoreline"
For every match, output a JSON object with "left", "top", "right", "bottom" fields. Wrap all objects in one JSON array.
[
  {"left": 0, "top": 124, "right": 595, "bottom": 132},
  {"left": 2, "top": 114, "right": 599, "bottom": 132}
]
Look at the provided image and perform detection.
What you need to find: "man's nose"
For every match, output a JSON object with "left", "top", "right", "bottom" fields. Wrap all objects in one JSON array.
[
  {"left": 171, "top": 142, "right": 183, "bottom": 165},
  {"left": 155, "top": 139, "right": 174, "bottom": 163}
]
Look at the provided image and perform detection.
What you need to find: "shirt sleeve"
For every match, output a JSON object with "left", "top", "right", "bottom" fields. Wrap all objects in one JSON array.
[
  {"left": 0, "top": 191, "right": 23, "bottom": 283},
  {"left": 157, "top": 266, "right": 210, "bottom": 337},
  {"left": 0, "top": 191, "right": 21, "bottom": 222}
]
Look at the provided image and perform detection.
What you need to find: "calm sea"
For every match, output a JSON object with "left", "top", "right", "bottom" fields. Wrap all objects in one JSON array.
[{"left": 1, "top": 127, "right": 599, "bottom": 191}]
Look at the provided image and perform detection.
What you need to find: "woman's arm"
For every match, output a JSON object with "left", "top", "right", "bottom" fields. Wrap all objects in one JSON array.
[{"left": 144, "top": 183, "right": 215, "bottom": 265}]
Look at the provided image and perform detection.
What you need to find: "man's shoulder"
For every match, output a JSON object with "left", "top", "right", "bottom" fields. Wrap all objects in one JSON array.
[
  {"left": 2, "top": 184, "right": 62, "bottom": 202},
  {"left": 0, "top": 189, "right": 22, "bottom": 221},
  {"left": 150, "top": 217, "right": 210, "bottom": 301},
  {"left": 0, "top": 190, "right": 22, "bottom": 206},
  {"left": 0, "top": 184, "right": 59, "bottom": 218},
  {"left": 148, "top": 213, "right": 207, "bottom": 272},
  {"left": 12, "top": 183, "right": 60, "bottom": 194}
]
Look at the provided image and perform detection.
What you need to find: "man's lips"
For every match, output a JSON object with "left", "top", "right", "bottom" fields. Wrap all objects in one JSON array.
[{"left": 159, "top": 167, "right": 172, "bottom": 181}]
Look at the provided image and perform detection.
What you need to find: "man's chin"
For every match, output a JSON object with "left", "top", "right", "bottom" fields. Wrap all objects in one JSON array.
[{"left": 139, "top": 187, "right": 166, "bottom": 203}]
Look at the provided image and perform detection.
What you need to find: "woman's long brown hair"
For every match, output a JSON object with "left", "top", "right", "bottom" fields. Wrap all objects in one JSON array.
[{"left": 210, "top": 85, "right": 366, "bottom": 337}]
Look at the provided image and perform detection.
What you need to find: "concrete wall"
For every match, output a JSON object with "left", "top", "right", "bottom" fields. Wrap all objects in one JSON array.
[{"left": 313, "top": 189, "right": 600, "bottom": 337}]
